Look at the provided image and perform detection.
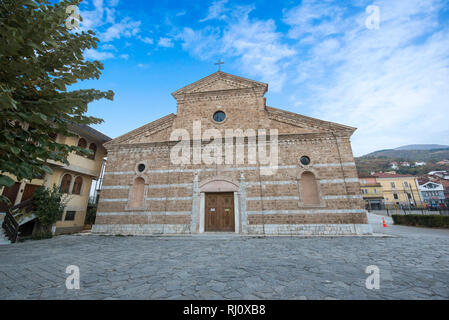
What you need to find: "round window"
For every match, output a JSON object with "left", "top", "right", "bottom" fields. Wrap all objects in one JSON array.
[
  {"left": 300, "top": 156, "right": 311, "bottom": 166},
  {"left": 213, "top": 111, "right": 226, "bottom": 123},
  {"left": 137, "top": 163, "right": 146, "bottom": 172}
]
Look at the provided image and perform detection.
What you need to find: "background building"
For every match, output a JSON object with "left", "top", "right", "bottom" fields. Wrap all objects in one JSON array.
[
  {"left": 418, "top": 181, "right": 445, "bottom": 208},
  {"left": 372, "top": 173, "right": 422, "bottom": 208},
  {"left": 0, "top": 124, "right": 110, "bottom": 235},
  {"left": 359, "top": 175, "right": 384, "bottom": 210}
]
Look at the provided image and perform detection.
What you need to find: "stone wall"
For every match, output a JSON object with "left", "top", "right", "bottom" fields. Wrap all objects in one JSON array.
[
  {"left": 93, "top": 134, "right": 371, "bottom": 236},
  {"left": 93, "top": 71, "right": 371, "bottom": 236}
]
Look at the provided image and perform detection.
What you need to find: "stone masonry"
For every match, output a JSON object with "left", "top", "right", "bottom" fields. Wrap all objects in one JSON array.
[{"left": 93, "top": 71, "right": 372, "bottom": 235}]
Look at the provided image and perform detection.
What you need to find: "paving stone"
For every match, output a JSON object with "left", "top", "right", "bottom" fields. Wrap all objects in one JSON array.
[{"left": 0, "top": 226, "right": 448, "bottom": 299}]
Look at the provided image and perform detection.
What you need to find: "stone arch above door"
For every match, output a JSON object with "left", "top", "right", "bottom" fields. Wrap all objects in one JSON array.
[{"left": 199, "top": 176, "right": 239, "bottom": 193}]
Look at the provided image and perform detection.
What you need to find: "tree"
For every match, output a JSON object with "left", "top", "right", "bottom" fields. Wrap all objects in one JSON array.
[
  {"left": 33, "top": 184, "right": 67, "bottom": 229},
  {"left": 0, "top": 0, "right": 113, "bottom": 203}
]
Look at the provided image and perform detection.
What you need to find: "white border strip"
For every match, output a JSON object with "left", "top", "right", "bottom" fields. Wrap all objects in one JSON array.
[
  {"left": 102, "top": 183, "right": 193, "bottom": 190},
  {"left": 246, "top": 181, "right": 297, "bottom": 186},
  {"left": 146, "top": 197, "right": 193, "bottom": 201},
  {"left": 247, "top": 196, "right": 300, "bottom": 201},
  {"left": 247, "top": 209, "right": 366, "bottom": 214},
  {"left": 147, "top": 183, "right": 192, "bottom": 189},
  {"left": 97, "top": 211, "right": 191, "bottom": 216},
  {"left": 320, "top": 178, "right": 359, "bottom": 184},
  {"left": 323, "top": 195, "right": 363, "bottom": 200},
  {"left": 100, "top": 198, "right": 128, "bottom": 202},
  {"left": 104, "top": 163, "right": 356, "bottom": 175},
  {"left": 245, "top": 178, "right": 359, "bottom": 186},
  {"left": 245, "top": 195, "right": 362, "bottom": 201},
  {"left": 247, "top": 224, "right": 373, "bottom": 235}
]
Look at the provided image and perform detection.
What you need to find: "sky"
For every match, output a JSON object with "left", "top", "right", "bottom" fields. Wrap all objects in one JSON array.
[{"left": 70, "top": 0, "right": 449, "bottom": 156}]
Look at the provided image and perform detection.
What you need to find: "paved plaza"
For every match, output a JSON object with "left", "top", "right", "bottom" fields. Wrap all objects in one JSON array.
[{"left": 0, "top": 217, "right": 448, "bottom": 300}]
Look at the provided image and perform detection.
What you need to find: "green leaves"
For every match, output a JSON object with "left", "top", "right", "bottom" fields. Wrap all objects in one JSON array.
[
  {"left": 0, "top": 0, "right": 113, "bottom": 203},
  {"left": 9, "top": 146, "right": 21, "bottom": 155},
  {"left": 34, "top": 185, "right": 67, "bottom": 227},
  {"left": 0, "top": 175, "right": 15, "bottom": 188}
]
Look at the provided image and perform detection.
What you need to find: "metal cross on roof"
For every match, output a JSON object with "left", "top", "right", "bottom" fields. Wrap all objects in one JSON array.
[{"left": 214, "top": 60, "right": 224, "bottom": 71}]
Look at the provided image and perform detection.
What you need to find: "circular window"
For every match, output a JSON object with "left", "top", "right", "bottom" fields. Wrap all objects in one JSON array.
[
  {"left": 300, "top": 156, "right": 311, "bottom": 166},
  {"left": 137, "top": 163, "right": 146, "bottom": 172},
  {"left": 213, "top": 111, "right": 226, "bottom": 123}
]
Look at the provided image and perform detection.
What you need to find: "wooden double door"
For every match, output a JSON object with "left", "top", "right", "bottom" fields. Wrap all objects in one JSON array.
[{"left": 205, "top": 192, "right": 235, "bottom": 232}]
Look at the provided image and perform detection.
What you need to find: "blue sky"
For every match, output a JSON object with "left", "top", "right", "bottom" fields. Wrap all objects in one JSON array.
[{"left": 72, "top": 0, "right": 449, "bottom": 156}]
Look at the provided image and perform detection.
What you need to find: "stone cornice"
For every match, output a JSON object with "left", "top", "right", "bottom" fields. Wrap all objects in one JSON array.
[
  {"left": 105, "top": 113, "right": 176, "bottom": 148},
  {"left": 172, "top": 71, "right": 268, "bottom": 102},
  {"left": 267, "top": 106, "right": 356, "bottom": 135},
  {"left": 106, "top": 132, "right": 352, "bottom": 153},
  {"left": 174, "top": 87, "right": 267, "bottom": 102}
]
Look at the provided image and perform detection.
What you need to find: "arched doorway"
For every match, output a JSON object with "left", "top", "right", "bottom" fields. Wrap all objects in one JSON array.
[{"left": 198, "top": 177, "right": 240, "bottom": 233}]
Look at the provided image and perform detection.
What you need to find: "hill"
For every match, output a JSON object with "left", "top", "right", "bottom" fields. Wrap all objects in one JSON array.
[
  {"left": 394, "top": 144, "right": 449, "bottom": 151},
  {"left": 363, "top": 147, "right": 449, "bottom": 161},
  {"left": 356, "top": 144, "right": 449, "bottom": 175}
]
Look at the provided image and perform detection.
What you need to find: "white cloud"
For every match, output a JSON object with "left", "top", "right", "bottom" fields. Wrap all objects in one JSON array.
[
  {"left": 178, "top": 4, "right": 295, "bottom": 91},
  {"left": 283, "top": 0, "right": 449, "bottom": 155},
  {"left": 84, "top": 48, "right": 115, "bottom": 60},
  {"left": 101, "top": 44, "right": 117, "bottom": 51},
  {"left": 140, "top": 37, "right": 154, "bottom": 44},
  {"left": 107, "top": 0, "right": 119, "bottom": 6},
  {"left": 158, "top": 37, "right": 174, "bottom": 48},
  {"left": 119, "top": 54, "right": 129, "bottom": 60},
  {"left": 199, "top": 0, "right": 228, "bottom": 22},
  {"left": 79, "top": 0, "right": 141, "bottom": 44},
  {"left": 101, "top": 17, "right": 141, "bottom": 42}
]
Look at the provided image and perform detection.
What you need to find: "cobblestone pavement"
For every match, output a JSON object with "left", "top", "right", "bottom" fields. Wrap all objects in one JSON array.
[{"left": 0, "top": 224, "right": 448, "bottom": 300}]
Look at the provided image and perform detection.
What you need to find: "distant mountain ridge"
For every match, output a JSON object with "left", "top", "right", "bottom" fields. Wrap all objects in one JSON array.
[
  {"left": 394, "top": 144, "right": 449, "bottom": 151},
  {"left": 356, "top": 144, "right": 449, "bottom": 175},
  {"left": 362, "top": 144, "right": 449, "bottom": 160}
]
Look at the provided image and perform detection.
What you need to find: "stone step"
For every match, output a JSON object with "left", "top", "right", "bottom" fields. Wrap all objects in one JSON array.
[{"left": 0, "top": 227, "right": 11, "bottom": 245}]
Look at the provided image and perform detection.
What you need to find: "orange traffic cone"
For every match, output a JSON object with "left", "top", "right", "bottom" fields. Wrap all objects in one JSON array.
[{"left": 382, "top": 217, "right": 388, "bottom": 227}]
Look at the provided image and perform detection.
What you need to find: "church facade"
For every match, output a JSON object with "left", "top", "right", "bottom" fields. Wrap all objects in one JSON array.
[{"left": 93, "top": 71, "right": 372, "bottom": 236}]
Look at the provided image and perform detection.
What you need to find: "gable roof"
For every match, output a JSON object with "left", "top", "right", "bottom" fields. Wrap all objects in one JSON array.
[
  {"left": 419, "top": 181, "right": 444, "bottom": 189},
  {"left": 266, "top": 106, "right": 356, "bottom": 134},
  {"left": 171, "top": 71, "right": 268, "bottom": 99},
  {"left": 104, "top": 113, "right": 176, "bottom": 147},
  {"left": 68, "top": 123, "right": 111, "bottom": 143}
]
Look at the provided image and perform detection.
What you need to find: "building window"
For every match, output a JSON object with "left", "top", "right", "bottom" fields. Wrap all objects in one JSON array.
[
  {"left": 300, "top": 156, "right": 311, "bottom": 166},
  {"left": 64, "top": 211, "right": 76, "bottom": 221},
  {"left": 76, "top": 138, "right": 87, "bottom": 156},
  {"left": 49, "top": 132, "right": 57, "bottom": 141},
  {"left": 138, "top": 163, "right": 146, "bottom": 173},
  {"left": 60, "top": 174, "right": 72, "bottom": 194},
  {"left": 300, "top": 171, "right": 320, "bottom": 205},
  {"left": 407, "top": 193, "right": 412, "bottom": 200},
  {"left": 77, "top": 138, "right": 87, "bottom": 149},
  {"left": 374, "top": 189, "right": 377, "bottom": 194},
  {"left": 88, "top": 143, "right": 97, "bottom": 160},
  {"left": 72, "top": 176, "right": 83, "bottom": 195},
  {"left": 404, "top": 181, "right": 409, "bottom": 188},
  {"left": 129, "top": 177, "right": 145, "bottom": 209},
  {"left": 212, "top": 111, "right": 226, "bottom": 123},
  {"left": 391, "top": 182, "right": 396, "bottom": 189},
  {"left": 393, "top": 193, "right": 399, "bottom": 200}
]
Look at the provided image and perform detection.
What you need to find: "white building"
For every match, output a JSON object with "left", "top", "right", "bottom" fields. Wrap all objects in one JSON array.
[{"left": 418, "top": 182, "right": 445, "bottom": 207}]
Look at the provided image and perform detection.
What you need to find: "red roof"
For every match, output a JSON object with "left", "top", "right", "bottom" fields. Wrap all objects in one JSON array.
[{"left": 372, "top": 173, "right": 415, "bottom": 178}]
